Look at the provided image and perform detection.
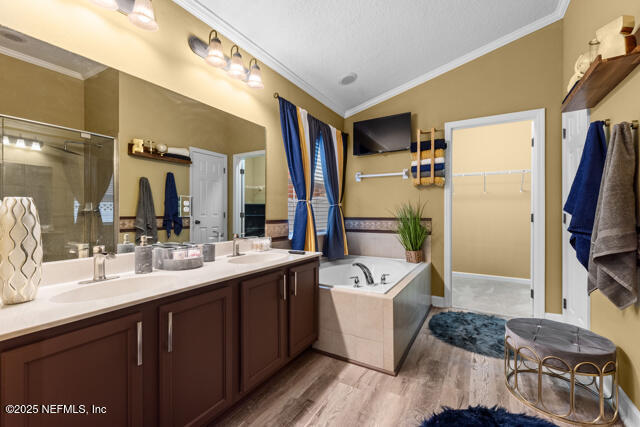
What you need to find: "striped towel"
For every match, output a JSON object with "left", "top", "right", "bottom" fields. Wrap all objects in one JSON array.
[
  {"left": 411, "top": 157, "right": 445, "bottom": 167},
  {"left": 412, "top": 148, "right": 445, "bottom": 161}
]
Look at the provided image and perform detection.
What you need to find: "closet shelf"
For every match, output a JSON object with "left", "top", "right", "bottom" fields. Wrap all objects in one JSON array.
[
  {"left": 562, "top": 48, "right": 640, "bottom": 113},
  {"left": 127, "top": 143, "right": 192, "bottom": 165}
]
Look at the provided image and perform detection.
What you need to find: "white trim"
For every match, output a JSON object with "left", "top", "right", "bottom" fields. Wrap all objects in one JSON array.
[
  {"left": 343, "top": 1, "right": 570, "bottom": 117},
  {"left": 431, "top": 296, "right": 447, "bottom": 308},
  {"left": 172, "top": 0, "right": 346, "bottom": 117},
  {"left": 604, "top": 382, "right": 640, "bottom": 427},
  {"left": 544, "top": 312, "right": 564, "bottom": 322},
  {"left": 444, "top": 109, "right": 546, "bottom": 318},
  {"left": 189, "top": 147, "right": 228, "bottom": 242},
  {"left": 232, "top": 150, "right": 265, "bottom": 236},
  {"left": 0, "top": 45, "right": 107, "bottom": 80},
  {"left": 452, "top": 271, "right": 530, "bottom": 286}
]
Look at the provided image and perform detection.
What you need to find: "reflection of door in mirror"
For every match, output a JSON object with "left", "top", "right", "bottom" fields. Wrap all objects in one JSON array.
[
  {"left": 0, "top": 116, "right": 116, "bottom": 262},
  {"left": 233, "top": 151, "right": 266, "bottom": 237},
  {"left": 189, "top": 148, "right": 227, "bottom": 243}
]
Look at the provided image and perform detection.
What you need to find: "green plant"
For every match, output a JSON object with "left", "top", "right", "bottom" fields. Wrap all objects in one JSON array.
[{"left": 393, "top": 201, "right": 429, "bottom": 251}]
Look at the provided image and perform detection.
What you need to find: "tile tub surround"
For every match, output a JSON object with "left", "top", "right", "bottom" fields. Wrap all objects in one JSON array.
[
  {"left": 0, "top": 245, "right": 320, "bottom": 341},
  {"left": 314, "top": 261, "right": 431, "bottom": 374}
]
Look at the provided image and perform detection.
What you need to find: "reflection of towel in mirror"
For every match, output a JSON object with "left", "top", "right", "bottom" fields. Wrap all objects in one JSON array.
[
  {"left": 135, "top": 177, "right": 157, "bottom": 244},
  {"left": 163, "top": 172, "right": 182, "bottom": 237},
  {"left": 588, "top": 123, "right": 638, "bottom": 309},
  {"left": 563, "top": 121, "right": 607, "bottom": 269}
]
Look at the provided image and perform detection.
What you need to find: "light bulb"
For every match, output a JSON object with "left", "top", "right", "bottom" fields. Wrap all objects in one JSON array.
[
  {"left": 129, "top": 0, "right": 159, "bottom": 31},
  {"left": 15, "top": 138, "right": 26, "bottom": 148},
  {"left": 228, "top": 48, "right": 246, "bottom": 79},
  {"left": 31, "top": 141, "right": 42, "bottom": 151},
  {"left": 89, "top": 0, "right": 119, "bottom": 10},
  {"left": 247, "top": 60, "right": 264, "bottom": 89},
  {"left": 206, "top": 34, "right": 226, "bottom": 68},
  {"left": 2, "top": 136, "right": 10, "bottom": 145}
]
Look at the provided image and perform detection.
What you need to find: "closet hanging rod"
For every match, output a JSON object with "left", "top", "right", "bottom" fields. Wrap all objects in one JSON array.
[
  {"left": 603, "top": 119, "right": 638, "bottom": 128},
  {"left": 452, "top": 169, "right": 531, "bottom": 178}
]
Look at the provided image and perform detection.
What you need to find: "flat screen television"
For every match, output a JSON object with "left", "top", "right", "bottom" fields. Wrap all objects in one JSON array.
[{"left": 353, "top": 112, "right": 411, "bottom": 156}]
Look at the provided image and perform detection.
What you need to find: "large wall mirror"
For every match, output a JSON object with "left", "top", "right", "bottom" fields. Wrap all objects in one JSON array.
[{"left": 0, "top": 25, "right": 266, "bottom": 261}]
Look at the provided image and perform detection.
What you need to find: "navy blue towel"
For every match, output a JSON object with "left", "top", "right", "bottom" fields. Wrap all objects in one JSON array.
[
  {"left": 564, "top": 121, "right": 607, "bottom": 269},
  {"left": 410, "top": 139, "right": 447, "bottom": 152},
  {"left": 163, "top": 172, "right": 183, "bottom": 237},
  {"left": 410, "top": 163, "right": 445, "bottom": 173}
]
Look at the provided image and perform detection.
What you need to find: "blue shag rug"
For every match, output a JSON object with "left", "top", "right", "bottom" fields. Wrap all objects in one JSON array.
[
  {"left": 428, "top": 311, "right": 506, "bottom": 358},
  {"left": 421, "top": 406, "right": 557, "bottom": 426}
]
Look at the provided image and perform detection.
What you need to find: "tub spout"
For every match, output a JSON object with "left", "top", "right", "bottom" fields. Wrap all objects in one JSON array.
[{"left": 352, "top": 262, "right": 375, "bottom": 286}]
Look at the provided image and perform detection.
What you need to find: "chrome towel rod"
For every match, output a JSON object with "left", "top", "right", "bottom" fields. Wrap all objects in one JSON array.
[
  {"left": 355, "top": 169, "right": 409, "bottom": 182},
  {"left": 452, "top": 169, "right": 531, "bottom": 177}
]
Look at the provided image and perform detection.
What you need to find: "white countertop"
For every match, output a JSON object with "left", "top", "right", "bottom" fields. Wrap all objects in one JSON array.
[{"left": 0, "top": 249, "right": 320, "bottom": 342}]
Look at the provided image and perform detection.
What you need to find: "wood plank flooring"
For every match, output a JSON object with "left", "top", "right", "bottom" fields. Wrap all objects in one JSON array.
[{"left": 214, "top": 308, "right": 625, "bottom": 426}]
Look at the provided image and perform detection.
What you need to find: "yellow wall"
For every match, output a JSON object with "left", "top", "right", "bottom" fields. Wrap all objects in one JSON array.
[
  {"left": 0, "top": 0, "right": 343, "bottom": 224},
  {"left": 84, "top": 68, "right": 119, "bottom": 137},
  {"left": 344, "top": 22, "right": 563, "bottom": 307},
  {"left": 563, "top": 0, "right": 640, "bottom": 406},
  {"left": 452, "top": 121, "right": 531, "bottom": 278},
  {"left": 0, "top": 53, "right": 84, "bottom": 129}
]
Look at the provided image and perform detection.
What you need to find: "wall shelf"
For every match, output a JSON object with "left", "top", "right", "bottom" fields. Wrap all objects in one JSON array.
[
  {"left": 562, "top": 48, "right": 640, "bottom": 112},
  {"left": 127, "top": 143, "right": 192, "bottom": 165}
]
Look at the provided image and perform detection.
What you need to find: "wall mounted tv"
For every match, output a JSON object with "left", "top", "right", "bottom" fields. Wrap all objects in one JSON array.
[{"left": 353, "top": 112, "right": 411, "bottom": 156}]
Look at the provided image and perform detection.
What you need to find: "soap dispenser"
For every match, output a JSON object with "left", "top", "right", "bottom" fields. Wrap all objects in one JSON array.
[
  {"left": 135, "top": 235, "right": 153, "bottom": 274},
  {"left": 117, "top": 233, "right": 135, "bottom": 254}
]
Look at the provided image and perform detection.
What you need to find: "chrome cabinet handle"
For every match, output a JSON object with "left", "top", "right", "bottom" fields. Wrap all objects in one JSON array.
[
  {"left": 294, "top": 271, "right": 298, "bottom": 296},
  {"left": 168, "top": 312, "right": 173, "bottom": 353},
  {"left": 137, "top": 321, "right": 143, "bottom": 366},
  {"left": 283, "top": 273, "right": 287, "bottom": 301}
]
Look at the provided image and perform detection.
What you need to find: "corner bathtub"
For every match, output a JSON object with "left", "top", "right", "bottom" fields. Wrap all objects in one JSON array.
[{"left": 314, "top": 255, "right": 431, "bottom": 374}]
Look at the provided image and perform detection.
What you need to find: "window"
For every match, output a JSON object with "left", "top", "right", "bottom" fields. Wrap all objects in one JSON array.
[{"left": 287, "top": 142, "right": 329, "bottom": 238}]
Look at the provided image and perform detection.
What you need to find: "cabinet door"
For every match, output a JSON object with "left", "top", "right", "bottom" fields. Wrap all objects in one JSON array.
[
  {"left": 288, "top": 261, "right": 319, "bottom": 357},
  {"left": 0, "top": 313, "right": 143, "bottom": 427},
  {"left": 158, "top": 286, "right": 233, "bottom": 427},
  {"left": 240, "top": 270, "right": 287, "bottom": 391}
]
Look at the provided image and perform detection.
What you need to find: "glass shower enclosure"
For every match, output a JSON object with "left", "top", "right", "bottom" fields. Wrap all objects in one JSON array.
[{"left": 1, "top": 115, "right": 118, "bottom": 262}]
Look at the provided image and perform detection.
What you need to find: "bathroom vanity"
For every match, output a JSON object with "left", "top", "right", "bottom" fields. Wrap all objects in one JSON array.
[{"left": 0, "top": 250, "right": 319, "bottom": 427}]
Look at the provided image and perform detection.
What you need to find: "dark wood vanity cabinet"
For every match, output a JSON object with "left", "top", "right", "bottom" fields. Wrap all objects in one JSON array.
[
  {"left": 239, "top": 269, "right": 288, "bottom": 392},
  {"left": 287, "top": 261, "right": 319, "bottom": 358},
  {"left": 0, "top": 313, "right": 144, "bottom": 427},
  {"left": 158, "top": 286, "right": 233, "bottom": 427}
]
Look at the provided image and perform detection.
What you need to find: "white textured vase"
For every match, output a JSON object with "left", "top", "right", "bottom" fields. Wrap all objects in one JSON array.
[{"left": 0, "top": 197, "right": 43, "bottom": 304}]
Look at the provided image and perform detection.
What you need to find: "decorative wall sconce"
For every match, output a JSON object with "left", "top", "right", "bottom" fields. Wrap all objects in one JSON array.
[
  {"left": 88, "top": 0, "right": 159, "bottom": 31},
  {"left": 189, "top": 33, "right": 264, "bottom": 89},
  {"left": 2, "top": 136, "right": 44, "bottom": 151}
]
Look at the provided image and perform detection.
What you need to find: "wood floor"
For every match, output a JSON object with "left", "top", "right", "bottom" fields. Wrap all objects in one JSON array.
[{"left": 214, "top": 308, "right": 624, "bottom": 426}]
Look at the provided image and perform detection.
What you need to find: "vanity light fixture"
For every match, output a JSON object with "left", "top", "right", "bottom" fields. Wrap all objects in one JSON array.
[
  {"left": 31, "top": 141, "right": 42, "bottom": 151},
  {"left": 205, "top": 30, "right": 226, "bottom": 68},
  {"left": 247, "top": 58, "right": 264, "bottom": 89},
  {"left": 228, "top": 45, "right": 246, "bottom": 79},
  {"left": 89, "top": 0, "right": 119, "bottom": 10},
  {"left": 2, "top": 136, "right": 10, "bottom": 146},
  {"left": 15, "top": 138, "right": 26, "bottom": 149},
  {"left": 129, "top": 0, "right": 159, "bottom": 31}
]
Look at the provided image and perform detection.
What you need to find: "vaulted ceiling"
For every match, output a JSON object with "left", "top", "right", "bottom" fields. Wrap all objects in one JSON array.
[{"left": 174, "top": 0, "right": 569, "bottom": 117}]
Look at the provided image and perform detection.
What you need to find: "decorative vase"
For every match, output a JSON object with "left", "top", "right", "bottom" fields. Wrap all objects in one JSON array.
[
  {"left": 0, "top": 197, "right": 43, "bottom": 304},
  {"left": 405, "top": 250, "right": 424, "bottom": 264}
]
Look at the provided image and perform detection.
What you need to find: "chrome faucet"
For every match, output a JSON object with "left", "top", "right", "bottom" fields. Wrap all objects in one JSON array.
[
  {"left": 79, "top": 245, "right": 118, "bottom": 284},
  {"left": 230, "top": 234, "right": 247, "bottom": 257},
  {"left": 352, "top": 262, "right": 375, "bottom": 286}
]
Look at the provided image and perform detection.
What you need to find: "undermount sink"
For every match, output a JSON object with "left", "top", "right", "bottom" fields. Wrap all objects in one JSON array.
[
  {"left": 51, "top": 274, "right": 179, "bottom": 303},
  {"left": 227, "top": 252, "right": 288, "bottom": 265}
]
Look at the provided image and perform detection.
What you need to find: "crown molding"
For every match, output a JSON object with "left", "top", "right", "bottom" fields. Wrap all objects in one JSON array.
[
  {"left": 344, "top": 0, "right": 571, "bottom": 117},
  {"left": 0, "top": 45, "right": 107, "bottom": 80},
  {"left": 172, "top": 0, "right": 347, "bottom": 116}
]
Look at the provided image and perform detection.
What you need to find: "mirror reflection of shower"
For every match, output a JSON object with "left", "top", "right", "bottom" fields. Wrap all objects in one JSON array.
[{"left": 233, "top": 150, "right": 265, "bottom": 237}]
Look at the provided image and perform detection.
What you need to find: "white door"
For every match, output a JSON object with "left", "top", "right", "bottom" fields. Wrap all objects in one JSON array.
[
  {"left": 190, "top": 148, "right": 227, "bottom": 243},
  {"left": 561, "top": 109, "right": 590, "bottom": 328}
]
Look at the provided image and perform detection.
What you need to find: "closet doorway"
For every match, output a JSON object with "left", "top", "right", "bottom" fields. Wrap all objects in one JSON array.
[{"left": 444, "top": 109, "right": 545, "bottom": 318}]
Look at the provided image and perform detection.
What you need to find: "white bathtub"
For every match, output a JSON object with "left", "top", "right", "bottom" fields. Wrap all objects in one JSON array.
[{"left": 320, "top": 256, "right": 421, "bottom": 294}]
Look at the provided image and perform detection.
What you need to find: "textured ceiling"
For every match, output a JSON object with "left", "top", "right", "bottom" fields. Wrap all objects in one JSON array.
[{"left": 176, "top": 0, "right": 568, "bottom": 116}]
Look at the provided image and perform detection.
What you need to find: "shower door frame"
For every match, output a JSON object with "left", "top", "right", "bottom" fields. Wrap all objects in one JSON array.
[
  {"left": 0, "top": 113, "right": 120, "bottom": 253},
  {"left": 443, "top": 108, "right": 546, "bottom": 318}
]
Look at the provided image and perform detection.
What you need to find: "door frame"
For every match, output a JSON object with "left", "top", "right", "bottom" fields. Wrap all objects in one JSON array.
[
  {"left": 444, "top": 108, "right": 546, "bottom": 318},
  {"left": 189, "top": 147, "right": 228, "bottom": 242},
  {"left": 232, "top": 150, "right": 265, "bottom": 236}
]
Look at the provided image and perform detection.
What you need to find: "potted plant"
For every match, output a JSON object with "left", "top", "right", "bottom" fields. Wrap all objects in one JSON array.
[{"left": 393, "top": 201, "right": 429, "bottom": 263}]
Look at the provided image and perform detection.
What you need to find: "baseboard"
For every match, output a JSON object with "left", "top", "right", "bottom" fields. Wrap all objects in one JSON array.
[
  {"left": 431, "top": 296, "right": 447, "bottom": 307},
  {"left": 452, "top": 271, "right": 531, "bottom": 286},
  {"left": 544, "top": 312, "right": 564, "bottom": 322},
  {"left": 604, "top": 380, "right": 640, "bottom": 426}
]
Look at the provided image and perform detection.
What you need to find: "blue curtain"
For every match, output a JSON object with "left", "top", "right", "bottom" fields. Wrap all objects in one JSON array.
[{"left": 278, "top": 97, "right": 317, "bottom": 251}]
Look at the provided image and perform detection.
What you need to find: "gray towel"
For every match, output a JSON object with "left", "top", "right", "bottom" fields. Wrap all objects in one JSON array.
[
  {"left": 588, "top": 122, "right": 638, "bottom": 309},
  {"left": 135, "top": 177, "right": 157, "bottom": 244}
]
